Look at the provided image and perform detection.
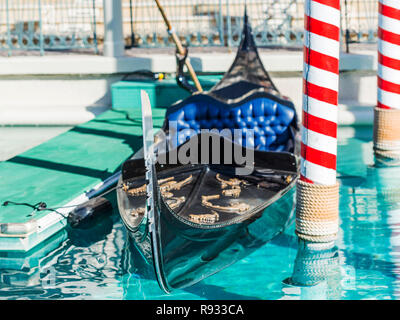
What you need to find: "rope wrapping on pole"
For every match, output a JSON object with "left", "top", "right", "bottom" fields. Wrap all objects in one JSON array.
[
  {"left": 296, "top": 180, "right": 339, "bottom": 243},
  {"left": 297, "top": 0, "right": 340, "bottom": 244},
  {"left": 374, "top": 0, "right": 400, "bottom": 161},
  {"left": 374, "top": 107, "right": 400, "bottom": 152}
]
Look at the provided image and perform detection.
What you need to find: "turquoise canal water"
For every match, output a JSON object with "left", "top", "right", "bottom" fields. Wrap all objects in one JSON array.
[{"left": 1, "top": 125, "right": 400, "bottom": 300}]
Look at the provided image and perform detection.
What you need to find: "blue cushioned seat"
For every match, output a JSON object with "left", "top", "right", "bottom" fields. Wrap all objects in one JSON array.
[{"left": 165, "top": 95, "right": 296, "bottom": 152}]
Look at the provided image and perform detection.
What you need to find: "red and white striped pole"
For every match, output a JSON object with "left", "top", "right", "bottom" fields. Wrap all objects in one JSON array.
[
  {"left": 296, "top": 0, "right": 340, "bottom": 245},
  {"left": 373, "top": 0, "right": 400, "bottom": 162}
]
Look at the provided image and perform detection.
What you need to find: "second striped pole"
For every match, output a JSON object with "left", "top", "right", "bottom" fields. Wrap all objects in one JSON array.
[{"left": 373, "top": 0, "right": 400, "bottom": 163}]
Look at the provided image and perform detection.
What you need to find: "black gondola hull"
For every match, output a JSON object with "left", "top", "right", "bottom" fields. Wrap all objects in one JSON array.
[
  {"left": 117, "top": 11, "right": 300, "bottom": 293},
  {"left": 117, "top": 149, "right": 298, "bottom": 292},
  {"left": 151, "top": 183, "right": 295, "bottom": 291}
]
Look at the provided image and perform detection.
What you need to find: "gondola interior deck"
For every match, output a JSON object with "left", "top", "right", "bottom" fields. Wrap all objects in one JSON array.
[{"left": 120, "top": 165, "right": 296, "bottom": 228}]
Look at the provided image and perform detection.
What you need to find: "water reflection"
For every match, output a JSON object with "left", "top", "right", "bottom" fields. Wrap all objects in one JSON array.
[
  {"left": 0, "top": 212, "right": 126, "bottom": 299},
  {"left": 119, "top": 236, "right": 160, "bottom": 300},
  {"left": 280, "top": 127, "right": 400, "bottom": 299},
  {"left": 338, "top": 135, "right": 400, "bottom": 299},
  {"left": 365, "top": 164, "right": 400, "bottom": 299},
  {"left": 0, "top": 230, "right": 67, "bottom": 298}
]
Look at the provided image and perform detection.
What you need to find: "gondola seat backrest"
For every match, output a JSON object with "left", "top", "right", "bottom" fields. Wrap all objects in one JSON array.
[{"left": 165, "top": 95, "right": 296, "bottom": 152}]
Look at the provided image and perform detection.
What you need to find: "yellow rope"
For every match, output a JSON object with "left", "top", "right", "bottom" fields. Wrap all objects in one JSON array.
[
  {"left": 373, "top": 107, "right": 400, "bottom": 160},
  {"left": 296, "top": 180, "right": 339, "bottom": 243}
]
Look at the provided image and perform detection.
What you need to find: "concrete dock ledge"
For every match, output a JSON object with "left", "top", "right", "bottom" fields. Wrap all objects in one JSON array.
[{"left": 0, "top": 48, "right": 377, "bottom": 126}]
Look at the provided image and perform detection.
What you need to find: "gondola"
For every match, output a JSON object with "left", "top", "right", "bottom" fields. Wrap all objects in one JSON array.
[{"left": 117, "top": 13, "right": 300, "bottom": 293}]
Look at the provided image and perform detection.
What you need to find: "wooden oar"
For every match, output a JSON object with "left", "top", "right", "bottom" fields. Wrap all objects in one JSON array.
[{"left": 154, "top": 0, "right": 203, "bottom": 92}]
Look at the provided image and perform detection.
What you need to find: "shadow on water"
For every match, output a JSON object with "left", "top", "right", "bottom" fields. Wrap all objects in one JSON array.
[
  {"left": 276, "top": 232, "right": 400, "bottom": 282},
  {"left": 121, "top": 235, "right": 262, "bottom": 300},
  {"left": 66, "top": 216, "right": 114, "bottom": 248}
]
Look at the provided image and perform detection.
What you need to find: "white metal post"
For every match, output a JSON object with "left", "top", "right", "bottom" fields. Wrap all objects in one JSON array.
[{"left": 103, "top": 0, "right": 125, "bottom": 57}]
